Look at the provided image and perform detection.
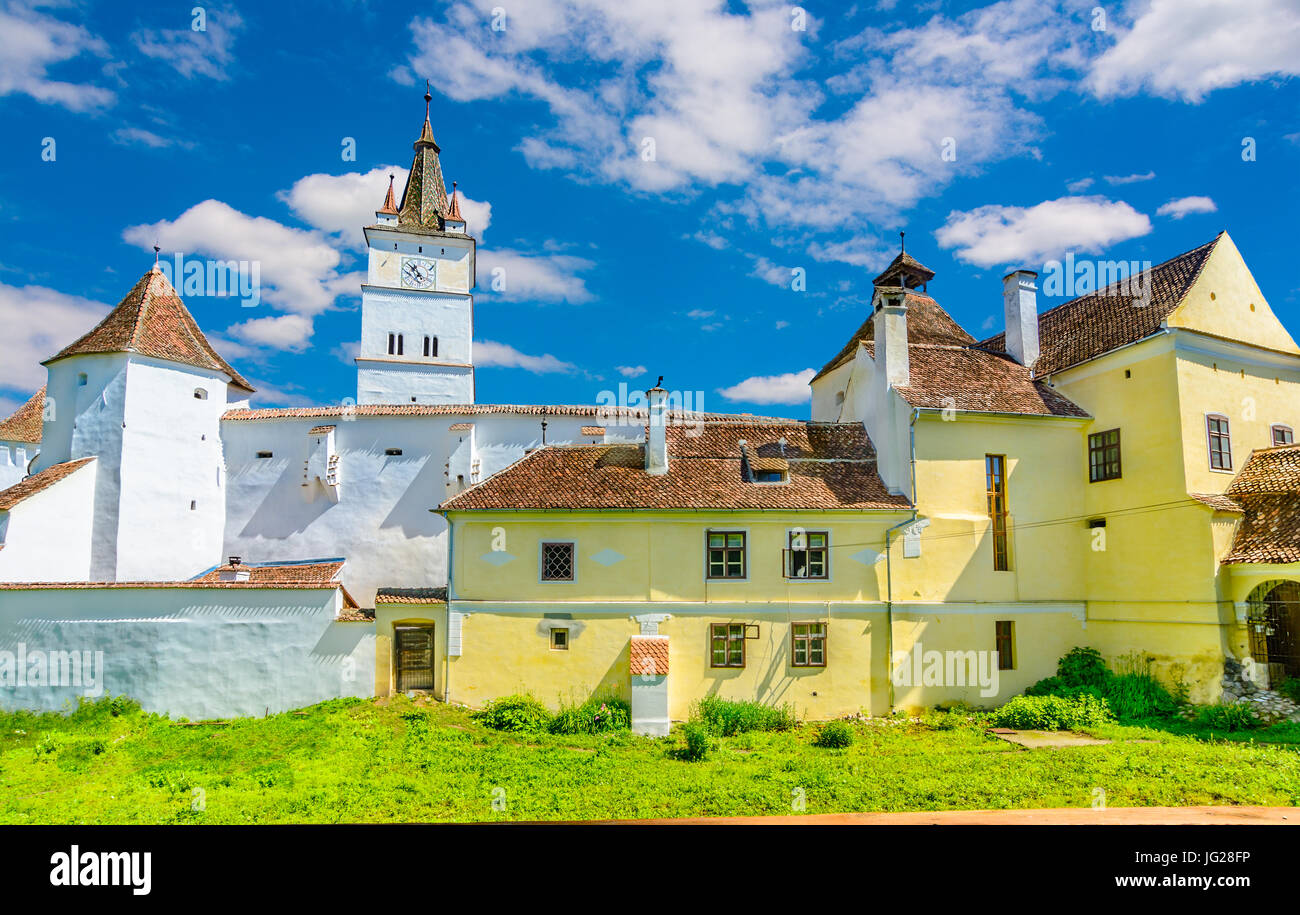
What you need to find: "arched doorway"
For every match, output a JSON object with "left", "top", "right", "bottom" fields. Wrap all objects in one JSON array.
[{"left": 1246, "top": 580, "right": 1300, "bottom": 684}]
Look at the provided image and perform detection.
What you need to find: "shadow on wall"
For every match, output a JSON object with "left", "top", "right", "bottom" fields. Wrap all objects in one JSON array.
[{"left": 238, "top": 459, "right": 335, "bottom": 540}]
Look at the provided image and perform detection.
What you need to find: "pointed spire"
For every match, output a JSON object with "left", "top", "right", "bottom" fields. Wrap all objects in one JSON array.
[
  {"left": 380, "top": 173, "right": 398, "bottom": 215},
  {"left": 873, "top": 231, "right": 935, "bottom": 291},
  {"left": 446, "top": 181, "right": 463, "bottom": 221},
  {"left": 397, "top": 81, "right": 450, "bottom": 232}
]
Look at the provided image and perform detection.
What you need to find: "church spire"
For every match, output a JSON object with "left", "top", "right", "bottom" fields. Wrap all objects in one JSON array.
[
  {"left": 397, "top": 80, "right": 450, "bottom": 232},
  {"left": 379, "top": 173, "right": 398, "bottom": 215},
  {"left": 446, "top": 181, "right": 463, "bottom": 221}
]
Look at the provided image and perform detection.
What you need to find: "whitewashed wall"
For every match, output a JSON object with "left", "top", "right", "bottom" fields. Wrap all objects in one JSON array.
[
  {"left": 0, "top": 585, "right": 374, "bottom": 719},
  {"left": 0, "top": 459, "right": 96, "bottom": 582},
  {"left": 220, "top": 412, "right": 642, "bottom": 605},
  {"left": 0, "top": 442, "right": 33, "bottom": 491}
]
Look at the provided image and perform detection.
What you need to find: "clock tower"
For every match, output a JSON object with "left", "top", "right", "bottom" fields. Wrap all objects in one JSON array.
[{"left": 357, "top": 85, "right": 475, "bottom": 405}]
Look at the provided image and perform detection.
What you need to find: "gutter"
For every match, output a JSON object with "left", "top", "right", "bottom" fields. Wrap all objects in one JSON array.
[{"left": 882, "top": 407, "right": 921, "bottom": 713}]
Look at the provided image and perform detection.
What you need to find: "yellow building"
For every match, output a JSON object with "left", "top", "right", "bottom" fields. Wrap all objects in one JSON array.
[{"left": 381, "top": 231, "right": 1300, "bottom": 724}]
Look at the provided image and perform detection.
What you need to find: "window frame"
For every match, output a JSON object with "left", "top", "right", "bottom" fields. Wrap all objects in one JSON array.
[
  {"left": 709, "top": 623, "right": 746, "bottom": 668},
  {"left": 985, "top": 454, "right": 1010, "bottom": 571},
  {"left": 1087, "top": 428, "right": 1122, "bottom": 482},
  {"left": 705, "top": 530, "right": 747, "bottom": 580},
  {"left": 784, "top": 530, "right": 830, "bottom": 581},
  {"left": 539, "top": 541, "right": 576, "bottom": 582},
  {"left": 550, "top": 627, "right": 569, "bottom": 651},
  {"left": 1272, "top": 424, "right": 1294, "bottom": 447},
  {"left": 790, "top": 621, "right": 827, "bottom": 668},
  {"left": 1206, "top": 413, "right": 1233, "bottom": 471},
  {"left": 995, "top": 620, "right": 1015, "bottom": 671}
]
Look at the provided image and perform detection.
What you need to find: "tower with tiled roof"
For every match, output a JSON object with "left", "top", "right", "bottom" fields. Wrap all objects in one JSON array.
[
  {"left": 358, "top": 84, "right": 476, "bottom": 406},
  {"left": 32, "top": 262, "right": 245, "bottom": 581}
]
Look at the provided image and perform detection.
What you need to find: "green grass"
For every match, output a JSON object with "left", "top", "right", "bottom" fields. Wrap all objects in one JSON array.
[{"left": 3, "top": 696, "right": 1300, "bottom": 824}]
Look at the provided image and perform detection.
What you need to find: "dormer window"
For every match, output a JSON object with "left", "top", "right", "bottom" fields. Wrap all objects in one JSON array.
[
  {"left": 1273, "top": 424, "right": 1294, "bottom": 446},
  {"left": 753, "top": 469, "right": 786, "bottom": 484}
]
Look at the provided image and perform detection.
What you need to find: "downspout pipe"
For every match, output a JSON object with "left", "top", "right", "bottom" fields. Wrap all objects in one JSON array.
[
  {"left": 882, "top": 407, "right": 921, "bottom": 713},
  {"left": 433, "top": 507, "right": 453, "bottom": 705}
]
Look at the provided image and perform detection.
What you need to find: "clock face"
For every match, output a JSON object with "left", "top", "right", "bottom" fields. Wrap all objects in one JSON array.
[{"left": 401, "top": 256, "right": 435, "bottom": 289}]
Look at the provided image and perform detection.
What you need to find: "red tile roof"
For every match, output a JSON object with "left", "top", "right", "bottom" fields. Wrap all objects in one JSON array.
[
  {"left": 979, "top": 234, "right": 1220, "bottom": 376},
  {"left": 630, "top": 635, "right": 669, "bottom": 676},
  {"left": 193, "top": 559, "right": 345, "bottom": 585},
  {"left": 1190, "top": 492, "right": 1243, "bottom": 513},
  {"left": 1222, "top": 444, "right": 1300, "bottom": 564},
  {"left": 894, "top": 345, "right": 1089, "bottom": 417},
  {"left": 440, "top": 422, "right": 910, "bottom": 512},
  {"left": 375, "top": 587, "right": 448, "bottom": 604},
  {"left": 0, "top": 387, "right": 45, "bottom": 444},
  {"left": 814, "top": 291, "right": 974, "bottom": 382},
  {"left": 0, "top": 457, "right": 95, "bottom": 511},
  {"left": 47, "top": 268, "right": 254, "bottom": 393}
]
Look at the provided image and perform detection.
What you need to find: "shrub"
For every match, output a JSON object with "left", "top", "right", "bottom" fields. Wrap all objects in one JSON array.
[
  {"left": 472, "top": 694, "right": 553, "bottom": 732},
  {"left": 691, "top": 697, "right": 795, "bottom": 735},
  {"left": 548, "top": 695, "right": 631, "bottom": 735},
  {"left": 992, "top": 693, "right": 1114, "bottom": 730},
  {"left": 1278, "top": 677, "right": 1300, "bottom": 704},
  {"left": 679, "top": 722, "right": 712, "bottom": 761},
  {"left": 812, "top": 720, "right": 854, "bottom": 748},
  {"left": 1057, "top": 647, "right": 1111, "bottom": 690},
  {"left": 1195, "top": 702, "right": 1263, "bottom": 732}
]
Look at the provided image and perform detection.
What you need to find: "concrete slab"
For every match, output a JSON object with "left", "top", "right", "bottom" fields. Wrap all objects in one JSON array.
[{"left": 989, "top": 729, "right": 1112, "bottom": 748}]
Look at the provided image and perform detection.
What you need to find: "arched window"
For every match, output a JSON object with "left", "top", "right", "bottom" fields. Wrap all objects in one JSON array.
[{"left": 193, "top": 387, "right": 208, "bottom": 400}]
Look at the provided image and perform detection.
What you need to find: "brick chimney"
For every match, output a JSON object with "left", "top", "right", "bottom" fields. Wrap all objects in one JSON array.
[
  {"left": 645, "top": 380, "right": 668, "bottom": 476},
  {"left": 1003, "top": 270, "right": 1040, "bottom": 368}
]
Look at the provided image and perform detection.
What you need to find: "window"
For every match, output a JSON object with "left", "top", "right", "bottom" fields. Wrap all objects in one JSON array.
[
  {"left": 387, "top": 333, "right": 404, "bottom": 356},
  {"left": 710, "top": 623, "right": 745, "bottom": 668},
  {"left": 752, "top": 469, "right": 786, "bottom": 483},
  {"left": 786, "top": 531, "right": 829, "bottom": 579},
  {"left": 190, "top": 500, "right": 197, "bottom": 510},
  {"left": 995, "top": 621, "right": 1015, "bottom": 671},
  {"left": 1088, "top": 429, "right": 1121, "bottom": 482},
  {"left": 255, "top": 451, "right": 273, "bottom": 459},
  {"left": 422, "top": 335, "right": 438, "bottom": 357},
  {"left": 550, "top": 628, "right": 569, "bottom": 651},
  {"left": 706, "top": 531, "right": 746, "bottom": 579},
  {"left": 541, "top": 542, "right": 574, "bottom": 581},
  {"left": 384, "top": 448, "right": 403, "bottom": 456},
  {"left": 193, "top": 387, "right": 208, "bottom": 400},
  {"left": 1273, "top": 424, "right": 1294, "bottom": 446},
  {"left": 1207, "top": 414, "right": 1232, "bottom": 470},
  {"left": 423, "top": 336, "right": 430, "bottom": 357},
  {"left": 77, "top": 373, "right": 88, "bottom": 386},
  {"left": 791, "top": 622, "right": 827, "bottom": 667},
  {"left": 986, "top": 454, "right": 1009, "bottom": 571}
]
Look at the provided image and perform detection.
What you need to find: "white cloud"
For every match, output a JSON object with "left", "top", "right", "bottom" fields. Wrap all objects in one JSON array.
[
  {"left": 0, "top": 3, "right": 113, "bottom": 110},
  {"left": 1088, "top": 0, "right": 1300, "bottom": 102},
  {"left": 475, "top": 340, "right": 576, "bottom": 374},
  {"left": 111, "top": 127, "right": 189, "bottom": 149},
  {"left": 1156, "top": 196, "right": 1218, "bottom": 219},
  {"left": 616, "top": 365, "right": 647, "bottom": 377},
  {"left": 0, "top": 280, "right": 109, "bottom": 391},
  {"left": 477, "top": 249, "right": 594, "bottom": 304},
  {"left": 936, "top": 195, "right": 1152, "bottom": 268},
  {"left": 1103, "top": 171, "right": 1155, "bottom": 185},
  {"left": 686, "top": 309, "right": 714, "bottom": 320},
  {"left": 226, "top": 314, "right": 314, "bottom": 352},
  {"left": 132, "top": 7, "right": 244, "bottom": 81},
  {"left": 280, "top": 166, "right": 407, "bottom": 243},
  {"left": 1066, "top": 177, "right": 1095, "bottom": 193},
  {"left": 717, "top": 368, "right": 815, "bottom": 405},
  {"left": 749, "top": 257, "right": 791, "bottom": 288},
  {"left": 774, "top": 320, "right": 789, "bottom": 330},
  {"left": 124, "top": 200, "right": 357, "bottom": 318}
]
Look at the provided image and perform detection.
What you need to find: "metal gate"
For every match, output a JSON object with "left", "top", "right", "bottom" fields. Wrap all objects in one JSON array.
[
  {"left": 1247, "top": 582, "right": 1300, "bottom": 683},
  {"left": 395, "top": 625, "right": 436, "bottom": 692}
]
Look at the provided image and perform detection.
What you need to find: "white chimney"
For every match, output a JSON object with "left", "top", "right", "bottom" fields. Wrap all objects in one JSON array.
[
  {"left": 645, "top": 383, "right": 669, "bottom": 476},
  {"left": 1003, "top": 270, "right": 1040, "bottom": 368},
  {"left": 875, "top": 287, "right": 910, "bottom": 388},
  {"left": 218, "top": 556, "right": 250, "bottom": 582}
]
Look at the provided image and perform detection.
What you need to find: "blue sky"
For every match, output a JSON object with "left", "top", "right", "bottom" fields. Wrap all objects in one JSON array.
[{"left": 1, "top": 0, "right": 1298, "bottom": 418}]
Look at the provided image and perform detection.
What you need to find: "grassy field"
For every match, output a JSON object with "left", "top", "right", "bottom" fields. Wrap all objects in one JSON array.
[{"left": 3, "top": 696, "right": 1299, "bottom": 824}]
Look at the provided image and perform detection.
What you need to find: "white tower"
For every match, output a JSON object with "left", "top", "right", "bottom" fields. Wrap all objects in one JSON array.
[{"left": 357, "top": 85, "right": 476, "bottom": 405}]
